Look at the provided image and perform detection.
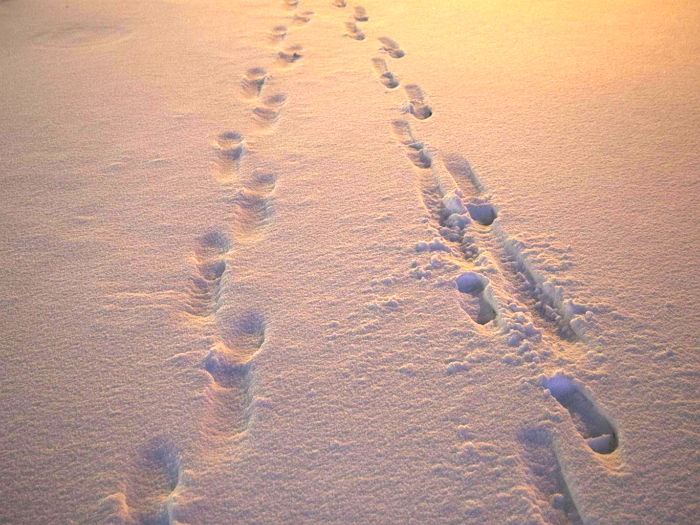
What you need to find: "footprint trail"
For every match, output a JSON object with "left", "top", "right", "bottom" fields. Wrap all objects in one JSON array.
[
  {"left": 252, "top": 94, "right": 288, "bottom": 131},
  {"left": 292, "top": 11, "right": 314, "bottom": 26}
]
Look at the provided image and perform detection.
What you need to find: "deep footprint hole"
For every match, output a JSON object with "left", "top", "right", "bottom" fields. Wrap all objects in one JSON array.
[
  {"left": 198, "top": 259, "right": 226, "bottom": 281},
  {"left": 251, "top": 169, "right": 278, "bottom": 189},
  {"left": 137, "top": 437, "right": 181, "bottom": 493},
  {"left": 456, "top": 272, "right": 487, "bottom": 295},
  {"left": 543, "top": 374, "right": 619, "bottom": 454},
  {"left": 222, "top": 311, "right": 267, "bottom": 351},
  {"left": 216, "top": 132, "right": 245, "bottom": 160},
  {"left": 475, "top": 299, "right": 497, "bottom": 325},
  {"left": 197, "top": 230, "right": 231, "bottom": 254},
  {"left": 467, "top": 202, "right": 497, "bottom": 226}
]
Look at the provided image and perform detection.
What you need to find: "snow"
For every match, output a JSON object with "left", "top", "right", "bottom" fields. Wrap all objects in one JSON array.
[{"left": 0, "top": 0, "right": 698, "bottom": 523}]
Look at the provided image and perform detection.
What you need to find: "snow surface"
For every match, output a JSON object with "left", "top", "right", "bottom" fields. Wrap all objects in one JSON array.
[{"left": 0, "top": 0, "right": 698, "bottom": 523}]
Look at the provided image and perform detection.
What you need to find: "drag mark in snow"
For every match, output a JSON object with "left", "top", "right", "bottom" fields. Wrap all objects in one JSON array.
[
  {"left": 378, "top": 37, "right": 405, "bottom": 58},
  {"left": 31, "top": 24, "right": 131, "bottom": 49},
  {"left": 404, "top": 84, "right": 433, "bottom": 120},
  {"left": 543, "top": 374, "right": 619, "bottom": 455},
  {"left": 185, "top": 231, "right": 230, "bottom": 318},
  {"left": 444, "top": 154, "right": 588, "bottom": 342},
  {"left": 518, "top": 426, "right": 583, "bottom": 524},
  {"left": 504, "top": 238, "right": 586, "bottom": 341},
  {"left": 103, "top": 438, "right": 181, "bottom": 525},
  {"left": 372, "top": 58, "right": 399, "bottom": 88}
]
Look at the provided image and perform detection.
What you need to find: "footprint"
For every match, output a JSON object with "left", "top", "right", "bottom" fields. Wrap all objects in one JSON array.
[
  {"left": 405, "top": 84, "right": 433, "bottom": 120},
  {"left": 416, "top": 185, "right": 480, "bottom": 258},
  {"left": 455, "top": 272, "right": 497, "bottom": 325},
  {"left": 345, "top": 21, "right": 365, "bottom": 41},
  {"left": 228, "top": 186, "right": 275, "bottom": 241},
  {"left": 252, "top": 106, "right": 280, "bottom": 127},
  {"left": 204, "top": 311, "right": 267, "bottom": 387},
  {"left": 415, "top": 171, "right": 448, "bottom": 231},
  {"left": 292, "top": 11, "right": 314, "bottom": 25},
  {"left": 194, "top": 230, "right": 230, "bottom": 262},
  {"left": 240, "top": 67, "right": 268, "bottom": 99},
  {"left": 262, "top": 93, "right": 288, "bottom": 108},
  {"left": 215, "top": 131, "right": 245, "bottom": 159},
  {"left": 122, "top": 438, "right": 180, "bottom": 525},
  {"left": 185, "top": 231, "right": 230, "bottom": 318},
  {"left": 372, "top": 58, "right": 399, "bottom": 88},
  {"left": 333, "top": 0, "right": 347, "bottom": 6},
  {"left": 443, "top": 154, "right": 487, "bottom": 194},
  {"left": 354, "top": 6, "right": 368, "bottom": 21},
  {"left": 248, "top": 169, "right": 278, "bottom": 194},
  {"left": 391, "top": 120, "right": 431, "bottom": 168},
  {"left": 378, "top": 37, "right": 405, "bottom": 58},
  {"left": 252, "top": 94, "right": 287, "bottom": 130},
  {"left": 542, "top": 374, "right": 619, "bottom": 455},
  {"left": 519, "top": 426, "right": 583, "bottom": 524},
  {"left": 466, "top": 200, "right": 498, "bottom": 226},
  {"left": 391, "top": 119, "right": 417, "bottom": 144},
  {"left": 283, "top": 0, "right": 298, "bottom": 9},
  {"left": 277, "top": 44, "right": 304, "bottom": 65},
  {"left": 199, "top": 312, "right": 267, "bottom": 436},
  {"left": 270, "top": 25, "right": 288, "bottom": 43},
  {"left": 214, "top": 132, "right": 245, "bottom": 175}
]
